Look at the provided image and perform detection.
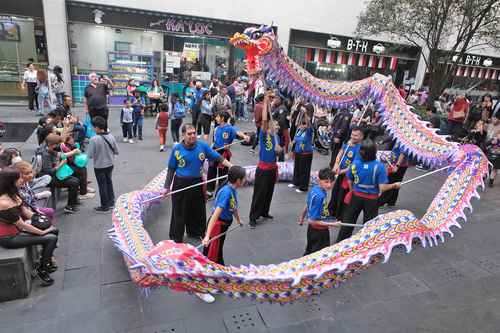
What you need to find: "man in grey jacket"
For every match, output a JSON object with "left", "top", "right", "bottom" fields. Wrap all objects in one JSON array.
[{"left": 87, "top": 116, "right": 119, "bottom": 213}]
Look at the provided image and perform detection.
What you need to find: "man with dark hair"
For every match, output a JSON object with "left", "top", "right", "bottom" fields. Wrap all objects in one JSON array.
[
  {"left": 164, "top": 123, "right": 232, "bottom": 244},
  {"left": 328, "top": 126, "right": 364, "bottom": 219},
  {"left": 298, "top": 168, "right": 340, "bottom": 255},
  {"left": 84, "top": 73, "right": 113, "bottom": 128},
  {"left": 330, "top": 108, "right": 352, "bottom": 168},
  {"left": 336, "top": 139, "right": 400, "bottom": 242},
  {"left": 87, "top": 116, "right": 119, "bottom": 213}
]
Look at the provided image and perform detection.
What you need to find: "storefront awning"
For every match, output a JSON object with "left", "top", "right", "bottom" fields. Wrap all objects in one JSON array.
[{"left": 304, "top": 48, "right": 399, "bottom": 71}]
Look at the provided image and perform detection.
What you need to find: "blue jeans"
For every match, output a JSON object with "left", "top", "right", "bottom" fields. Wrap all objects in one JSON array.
[
  {"left": 133, "top": 115, "right": 143, "bottom": 138},
  {"left": 37, "top": 86, "right": 53, "bottom": 114}
]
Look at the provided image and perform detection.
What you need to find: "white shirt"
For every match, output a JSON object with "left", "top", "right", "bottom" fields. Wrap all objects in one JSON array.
[{"left": 23, "top": 69, "right": 37, "bottom": 83}]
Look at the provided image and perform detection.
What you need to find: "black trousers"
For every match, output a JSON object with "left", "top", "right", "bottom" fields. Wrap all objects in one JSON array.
[
  {"left": 27, "top": 82, "right": 38, "bottom": 110},
  {"left": 249, "top": 167, "right": 276, "bottom": 220},
  {"left": 53, "top": 175, "right": 79, "bottom": 207},
  {"left": 251, "top": 126, "right": 261, "bottom": 149},
  {"left": 198, "top": 113, "right": 212, "bottom": 135},
  {"left": 328, "top": 174, "right": 349, "bottom": 220},
  {"left": 192, "top": 106, "right": 200, "bottom": 131},
  {"left": 170, "top": 176, "right": 206, "bottom": 243},
  {"left": 94, "top": 166, "right": 115, "bottom": 209},
  {"left": 336, "top": 193, "right": 379, "bottom": 243},
  {"left": 70, "top": 165, "right": 88, "bottom": 195},
  {"left": 207, "top": 162, "right": 229, "bottom": 193},
  {"left": 0, "top": 232, "right": 58, "bottom": 266},
  {"left": 122, "top": 123, "right": 133, "bottom": 139},
  {"left": 378, "top": 166, "right": 407, "bottom": 207},
  {"left": 89, "top": 107, "right": 109, "bottom": 129},
  {"left": 293, "top": 153, "right": 313, "bottom": 191},
  {"left": 304, "top": 225, "right": 330, "bottom": 255},
  {"left": 330, "top": 140, "right": 343, "bottom": 168},
  {"left": 170, "top": 118, "right": 183, "bottom": 142}
]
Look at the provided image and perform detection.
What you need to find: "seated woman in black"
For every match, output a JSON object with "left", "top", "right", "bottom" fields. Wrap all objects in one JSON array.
[{"left": 0, "top": 168, "right": 58, "bottom": 286}]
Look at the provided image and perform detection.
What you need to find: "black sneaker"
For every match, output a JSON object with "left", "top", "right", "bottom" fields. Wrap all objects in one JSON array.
[
  {"left": 44, "top": 263, "right": 58, "bottom": 273},
  {"left": 249, "top": 220, "right": 257, "bottom": 229},
  {"left": 64, "top": 206, "right": 77, "bottom": 214},
  {"left": 489, "top": 179, "right": 494, "bottom": 187},
  {"left": 262, "top": 214, "right": 274, "bottom": 220},
  {"left": 36, "top": 268, "right": 54, "bottom": 287},
  {"left": 94, "top": 206, "right": 110, "bottom": 213}
]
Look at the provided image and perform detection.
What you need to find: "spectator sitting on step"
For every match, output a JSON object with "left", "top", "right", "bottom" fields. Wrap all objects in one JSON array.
[
  {"left": 0, "top": 167, "right": 59, "bottom": 287},
  {"left": 13, "top": 161, "right": 54, "bottom": 219},
  {"left": 60, "top": 135, "right": 96, "bottom": 200},
  {"left": 39, "top": 134, "right": 81, "bottom": 214}
]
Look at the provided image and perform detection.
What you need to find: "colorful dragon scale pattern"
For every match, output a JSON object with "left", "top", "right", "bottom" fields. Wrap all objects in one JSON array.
[{"left": 109, "top": 27, "right": 489, "bottom": 302}]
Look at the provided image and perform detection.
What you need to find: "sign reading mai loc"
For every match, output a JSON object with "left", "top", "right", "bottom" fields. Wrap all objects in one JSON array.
[{"left": 150, "top": 18, "right": 213, "bottom": 36}]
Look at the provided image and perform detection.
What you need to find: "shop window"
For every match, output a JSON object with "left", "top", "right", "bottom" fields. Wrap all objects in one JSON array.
[{"left": 115, "top": 41, "right": 131, "bottom": 53}]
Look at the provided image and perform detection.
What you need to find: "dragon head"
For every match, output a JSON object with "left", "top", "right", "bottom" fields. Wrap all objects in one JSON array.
[{"left": 230, "top": 25, "right": 276, "bottom": 75}]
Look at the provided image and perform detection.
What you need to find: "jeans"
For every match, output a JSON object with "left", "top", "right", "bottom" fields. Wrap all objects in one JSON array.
[
  {"left": 235, "top": 100, "right": 244, "bottom": 119},
  {"left": 94, "top": 166, "right": 115, "bottom": 209},
  {"left": 31, "top": 175, "right": 52, "bottom": 191},
  {"left": 0, "top": 232, "right": 58, "bottom": 266},
  {"left": 56, "top": 93, "right": 64, "bottom": 105},
  {"left": 37, "top": 86, "right": 54, "bottom": 114},
  {"left": 133, "top": 116, "right": 143, "bottom": 138},
  {"left": 171, "top": 118, "right": 183, "bottom": 143}
]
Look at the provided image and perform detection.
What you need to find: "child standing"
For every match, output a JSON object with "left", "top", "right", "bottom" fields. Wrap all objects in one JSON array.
[
  {"left": 202, "top": 165, "right": 246, "bottom": 264},
  {"left": 155, "top": 103, "right": 169, "bottom": 151},
  {"left": 87, "top": 116, "right": 119, "bottom": 213},
  {"left": 298, "top": 168, "right": 340, "bottom": 255},
  {"left": 170, "top": 93, "right": 185, "bottom": 145},
  {"left": 132, "top": 92, "right": 144, "bottom": 141},
  {"left": 120, "top": 99, "right": 134, "bottom": 143}
]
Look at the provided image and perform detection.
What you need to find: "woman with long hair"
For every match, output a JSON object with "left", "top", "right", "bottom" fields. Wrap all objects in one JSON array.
[
  {"left": 148, "top": 79, "right": 164, "bottom": 115},
  {"left": 52, "top": 66, "right": 65, "bottom": 105},
  {"left": 36, "top": 69, "right": 55, "bottom": 116},
  {"left": 0, "top": 168, "right": 59, "bottom": 286}
]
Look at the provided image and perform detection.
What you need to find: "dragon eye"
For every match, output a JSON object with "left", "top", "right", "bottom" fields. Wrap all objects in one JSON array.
[{"left": 252, "top": 31, "right": 263, "bottom": 39}]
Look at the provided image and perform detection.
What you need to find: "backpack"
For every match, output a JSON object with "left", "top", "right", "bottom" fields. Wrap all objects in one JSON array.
[
  {"left": 31, "top": 146, "right": 44, "bottom": 175},
  {"left": 174, "top": 102, "right": 186, "bottom": 118}
]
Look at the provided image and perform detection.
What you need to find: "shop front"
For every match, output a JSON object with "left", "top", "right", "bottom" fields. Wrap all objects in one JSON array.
[
  {"left": 288, "top": 29, "right": 421, "bottom": 86},
  {"left": 0, "top": 0, "right": 48, "bottom": 102},
  {"left": 67, "top": 1, "right": 255, "bottom": 103},
  {"left": 425, "top": 51, "right": 500, "bottom": 97}
]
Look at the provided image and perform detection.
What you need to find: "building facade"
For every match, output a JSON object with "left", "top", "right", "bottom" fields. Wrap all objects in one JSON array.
[{"left": 1, "top": 0, "right": 499, "bottom": 103}]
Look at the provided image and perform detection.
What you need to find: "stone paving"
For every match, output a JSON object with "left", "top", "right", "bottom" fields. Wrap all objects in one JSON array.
[{"left": 1, "top": 105, "right": 500, "bottom": 333}]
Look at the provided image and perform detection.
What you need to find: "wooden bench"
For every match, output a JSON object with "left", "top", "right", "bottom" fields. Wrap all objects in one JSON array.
[{"left": 0, "top": 246, "right": 37, "bottom": 302}]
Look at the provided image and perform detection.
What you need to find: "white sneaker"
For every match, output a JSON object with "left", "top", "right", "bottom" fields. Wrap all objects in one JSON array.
[
  {"left": 195, "top": 292, "right": 215, "bottom": 303},
  {"left": 87, "top": 187, "right": 96, "bottom": 193},
  {"left": 288, "top": 184, "right": 295, "bottom": 188},
  {"left": 123, "top": 138, "right": 128, "bottom": 143},
  {"left": 160, "top": 145, "right": 165, "bottom": 152},
  {"left": 34, "top": 190, "right": 52, "bottom": 199},
  {"left": 128, "top": 139, "right": 134, "bottom": 144},
  {"left": 79, "top": 192, "right": 96, "bottom": 200},
  {"left": 295, "top": 189, "right": 305, "bottom": 194}
]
